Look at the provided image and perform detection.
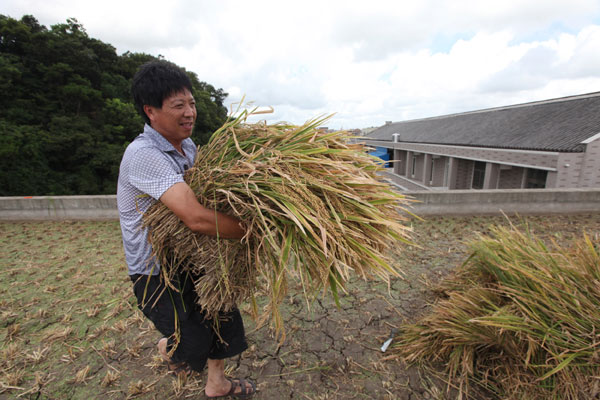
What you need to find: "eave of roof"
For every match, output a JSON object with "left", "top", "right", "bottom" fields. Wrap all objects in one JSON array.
[{"left": 363, "top": 138, "right": 586, "bottom": 153}]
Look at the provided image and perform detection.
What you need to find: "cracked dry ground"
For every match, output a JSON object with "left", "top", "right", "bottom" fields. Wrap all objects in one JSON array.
[
  {"left": 2, "top": 214, "right": 599, "bottom": 400},
  {"left": 237, "top": 276, "right": 435, "bottom": 400},
  {"left": 141, "top": 214, "right": 600, "bottom": 400},
  {"left": 102, "top": 250, "right": 445, "bottom": 400}
]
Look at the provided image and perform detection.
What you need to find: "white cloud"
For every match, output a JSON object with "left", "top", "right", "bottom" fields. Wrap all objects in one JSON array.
[
  {"left": 2, "top": 0, "right": 600, "bottom": 128},
  {"left": 564, "top": 25, "right": 600, "bottom": 78},
  {"left": 480, "top": 25, "right": 600, "bottom": 95}
]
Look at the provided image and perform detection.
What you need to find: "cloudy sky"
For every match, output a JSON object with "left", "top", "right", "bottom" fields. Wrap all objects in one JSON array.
[{"left": 3, "top": 0, "right": 600, "bottom": 129}]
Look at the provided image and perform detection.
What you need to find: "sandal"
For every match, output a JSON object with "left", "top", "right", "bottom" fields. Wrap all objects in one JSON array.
[{"left": 206, "top": 377, "right": 256, "bottom": 399}]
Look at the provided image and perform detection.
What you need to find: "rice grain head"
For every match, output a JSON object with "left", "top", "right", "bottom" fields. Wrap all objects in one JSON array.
[{"left": 144, "top": 108, "right": 415, "bottom": 339}]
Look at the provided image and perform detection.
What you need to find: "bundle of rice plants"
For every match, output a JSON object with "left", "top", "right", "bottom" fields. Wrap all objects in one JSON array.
[
  {"left": 143, "top": 108, "right": 414, "bottom": 338},
  {"left": 391, "top": 224, "right": 600, "bottom": 399}
]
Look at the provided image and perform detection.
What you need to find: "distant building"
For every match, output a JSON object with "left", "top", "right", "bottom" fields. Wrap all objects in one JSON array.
[{"left": 362, "top": 92, "right": 600, "bottom": 190}]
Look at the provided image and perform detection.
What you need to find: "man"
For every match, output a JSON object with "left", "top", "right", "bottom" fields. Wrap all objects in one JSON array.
[{"left": 117, "top": 60, "right": 256, "bottom": 398}]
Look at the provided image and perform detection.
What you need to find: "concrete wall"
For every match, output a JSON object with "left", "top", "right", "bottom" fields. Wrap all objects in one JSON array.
[
  {"left": 404, "top": 188, "right": 600, "bottom": 216},
  {"left": 1, "top": 189, "right": 599, "bottom": 220},
  {"left": 0, "top": 195, "right": 118, "bottom": 220}
]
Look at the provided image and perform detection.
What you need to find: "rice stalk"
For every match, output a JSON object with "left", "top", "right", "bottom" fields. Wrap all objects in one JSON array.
[
  {"left": 72, "top": 366, "right": 90, "bottom": 384},
  {"left": 101, "top": 370, "right": 120, "bottom": 387},
  {"left": 1, "top": 343, "right": 21, "bottom": 368},
  {"left": 392, "top": 224, "right": 600, "bottom": 399},
  {"left": 143, "top": 108, "right": 413, "bottom": 339},
  {"left": 25, "top": 346, "right": 50, "bottom": 365},
  {"left": 2, "top": 369, "right": 25, "bottom": 388},
  {"left": 6, "top": 324, "right": 20, "bottom": 341},
  {"left": 42, "top": 327, "right": 72, "bottom": 343},
  {"left": 127, "top": 380, "right": 148, "bottom": 398}
]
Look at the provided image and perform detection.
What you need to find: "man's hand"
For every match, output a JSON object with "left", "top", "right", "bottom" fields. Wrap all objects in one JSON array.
[{"left": 160, "top": 182, "right": 245, "bottom": 239}]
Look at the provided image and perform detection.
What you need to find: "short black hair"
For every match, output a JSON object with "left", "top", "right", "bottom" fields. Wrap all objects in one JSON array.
[{"left": 132, "top": 60, "right": 194, "bottom": 124}]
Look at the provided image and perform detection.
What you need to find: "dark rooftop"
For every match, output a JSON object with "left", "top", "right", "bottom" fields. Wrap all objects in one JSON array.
[{"left": 366, "top": 92, "right": 600, "bottom": 152}]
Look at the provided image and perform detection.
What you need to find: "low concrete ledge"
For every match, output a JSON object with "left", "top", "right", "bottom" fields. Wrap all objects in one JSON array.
[
  {"left": 404, "top": 188, "right": 600, "bottom": 216},
  {"left": 0, "top": 189, "right": 599, "bottom": 220},
  {"left": 0, "top": 195, "right": 118, "bottom": 220}
]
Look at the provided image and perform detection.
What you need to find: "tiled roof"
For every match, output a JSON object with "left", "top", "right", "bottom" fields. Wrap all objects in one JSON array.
[{"left": 367, "top": 92, "right": 600, "bottom": 152}]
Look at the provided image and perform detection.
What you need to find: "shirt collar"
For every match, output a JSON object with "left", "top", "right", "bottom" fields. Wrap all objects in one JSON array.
[
  {"left": 143, "top": 124, "right": 195, "bottom": 155},
  {"left": 143, "top": 124, "right": 177, "bottom": 152}
]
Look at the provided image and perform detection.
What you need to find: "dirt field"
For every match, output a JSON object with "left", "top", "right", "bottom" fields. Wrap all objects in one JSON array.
[{"left": 1, "top": 214, "right": 599, "bottom": 399}]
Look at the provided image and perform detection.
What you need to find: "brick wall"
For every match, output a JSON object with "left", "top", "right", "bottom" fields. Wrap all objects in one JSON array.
[
  {"left": 498, "top": 167, "right": 525, "bottom": 189},
  {"left": 579, "top": 136, "right": 600, "bottom": 187},
  {"left": 455, "top": 159, "right": 473, "bottom": 189},
  {"left": 556, "top": 153, "right": 585, "bottom": 188},
  {"left": 431, "top": 157, "right": 447, "bottom": 187},
  {"left": 413, "top": 154, "right": 425, "bottom": 180}
]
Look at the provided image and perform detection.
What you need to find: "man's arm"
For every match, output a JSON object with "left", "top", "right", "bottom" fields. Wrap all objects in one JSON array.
[{"left": 160, "top": 182, "right": 245, "bottom": 239}]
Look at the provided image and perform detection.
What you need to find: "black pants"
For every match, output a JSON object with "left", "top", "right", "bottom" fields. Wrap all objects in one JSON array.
[{"left": 130, "top": 272, "right": 248, "bottom": 372}]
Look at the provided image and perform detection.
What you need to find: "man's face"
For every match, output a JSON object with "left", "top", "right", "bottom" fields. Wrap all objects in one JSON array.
[{"left": 144, "top": 89, "right": 197, "bottom": 147}]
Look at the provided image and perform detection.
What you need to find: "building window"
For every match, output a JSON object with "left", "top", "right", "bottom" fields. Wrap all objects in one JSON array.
[
  {"left": 472, "top": 161, "right": 486, "bottom": 189},
  {"left": 411, "top": 156, "right": 417, "bottom": 177},
  {"left": 525, "top": 169, "right": 547, "bottom": 188}
]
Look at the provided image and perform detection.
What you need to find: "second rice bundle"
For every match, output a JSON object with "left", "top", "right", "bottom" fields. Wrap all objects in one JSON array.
[{"left": 143, "top": 110, "right": 413, "bottom": 335}]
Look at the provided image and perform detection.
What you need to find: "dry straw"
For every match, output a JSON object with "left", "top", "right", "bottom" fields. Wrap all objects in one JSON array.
[
  {"left": 142, "top": 107, "right": 414, "bottom": 339},
  {"left": 392, "top": 223, "right": 600, "bottom": 399}
]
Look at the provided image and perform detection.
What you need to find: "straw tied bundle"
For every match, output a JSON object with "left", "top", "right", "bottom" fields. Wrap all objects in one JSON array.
[{"left": 143, "top": 110, "right": 413, "bottom": 337}]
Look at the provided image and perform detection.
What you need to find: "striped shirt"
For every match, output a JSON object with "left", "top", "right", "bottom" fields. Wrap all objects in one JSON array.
[{"left": 117, "top": 124, "right": 197, "bottom": 275}]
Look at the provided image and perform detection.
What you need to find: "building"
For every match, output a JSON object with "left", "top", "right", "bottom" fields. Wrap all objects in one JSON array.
[{"left": 362, "top": 92, "right": 600, "bottom": 191}]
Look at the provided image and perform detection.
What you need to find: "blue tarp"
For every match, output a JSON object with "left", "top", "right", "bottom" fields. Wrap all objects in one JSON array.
[{"left": 369, "top": 147, "right": 391, "bottom": 168}]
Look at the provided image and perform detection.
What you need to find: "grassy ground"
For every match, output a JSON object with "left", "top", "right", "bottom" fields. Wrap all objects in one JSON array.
[{"left": 1, "top": 214, "right": 599, "bottom": 399}]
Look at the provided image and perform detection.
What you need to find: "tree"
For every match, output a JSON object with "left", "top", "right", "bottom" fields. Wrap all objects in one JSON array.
[
  {"left": 0, "top": 121, "right": 49, "bottom": 195},
  {"left": 0, "top": 14, "right": 229, "bottom": 195}
]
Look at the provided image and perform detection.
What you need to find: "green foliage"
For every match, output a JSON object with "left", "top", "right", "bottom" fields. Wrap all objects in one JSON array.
[
  {"left": 0, "top": 14, "right": 228, "bottom": 195},
  {"left": 0, "top": 121, "right": 49, "bottom": 194}
]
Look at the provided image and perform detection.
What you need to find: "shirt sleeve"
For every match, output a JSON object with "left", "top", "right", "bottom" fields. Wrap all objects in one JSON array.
[{"left": 128, "top": 147, "right": 185, "bottom": 200}]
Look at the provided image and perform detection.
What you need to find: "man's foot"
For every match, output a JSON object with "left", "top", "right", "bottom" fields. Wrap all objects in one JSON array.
[
  {"left": 205, "top": 377, "right": 256, "bottom": 399},
  {"left": 157, "top": 338, "right": 191, "bottom": 375}
]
